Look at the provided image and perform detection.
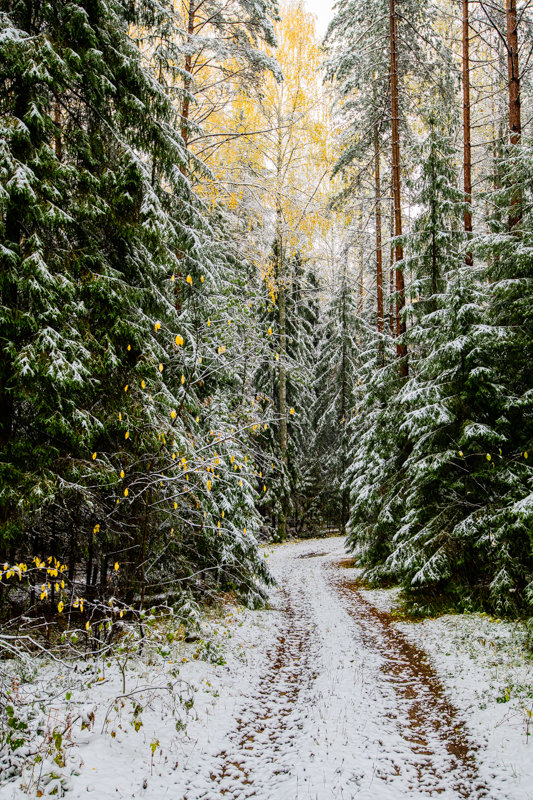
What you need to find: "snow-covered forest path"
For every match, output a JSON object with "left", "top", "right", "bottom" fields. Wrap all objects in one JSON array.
[{"left": 178, "top": 538, "right": 503, "bottom": 800}]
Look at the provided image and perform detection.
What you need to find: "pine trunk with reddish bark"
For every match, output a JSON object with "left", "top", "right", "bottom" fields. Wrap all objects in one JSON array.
[
  {"left": 181, "top": 1, "right": 196, "bottom": 149},
  {"left": 389, "top": 0, "right": 407, "bottom": 376},
  {"left": 506, "top": 0, "right": 522, "bottom": 231},
  {"left": 374, "top": 125, "right": 384, "bottom": 337},
  {"left": 463, "top": 0, "right": 473, "bottom": 265}
]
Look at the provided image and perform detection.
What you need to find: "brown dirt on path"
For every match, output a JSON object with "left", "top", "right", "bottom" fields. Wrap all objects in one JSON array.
[
  {"left": 193, "top": 550, "right": 491, "bottom": 800},
  {"left": 207, "top": 586, "right": 316, "bottom": 797},
  {"left": 330, "top": 564, "right": 489, "bottom": 798}
]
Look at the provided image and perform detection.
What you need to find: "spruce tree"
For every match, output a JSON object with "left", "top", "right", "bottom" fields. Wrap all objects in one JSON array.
[{"left": 312, "top": 270, "right": 359, "bottom": 535}]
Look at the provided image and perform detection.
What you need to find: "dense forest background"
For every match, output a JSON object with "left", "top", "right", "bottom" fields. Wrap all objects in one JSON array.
[{"left": 0, "top": 0, "right": 532, "bottom": 628}]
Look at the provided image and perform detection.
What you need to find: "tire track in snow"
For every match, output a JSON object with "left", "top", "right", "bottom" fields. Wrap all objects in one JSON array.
[
  {"left": 328, "top": 560, "right": 489, "bottom": 799},
  {"left": 184, "top": 570, "right": 319, "bottom": 799},
  {"left": 181, "top": 541, "right": 495, "bottom": 799}
]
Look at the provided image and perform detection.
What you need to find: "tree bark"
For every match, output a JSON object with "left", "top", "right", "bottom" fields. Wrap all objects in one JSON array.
[
  {"left": 463, "top": 0, "right": 473, "bottom": 265},
  {"left": 276, "top": 174, "right": 288, "bottom": 540},
  {"left": 358, "top": 248, "right": 364, "bottom": 315},
  {"left": 389, "top": 200, "right": 395, "bottom": 336},
  {"left": 506, "top": 0, "right": 522, "bottom": 230},
  {"left": 340, "top": 277, "right": 349, "bottom": 537},
  {"left": 181, "top": 1, "right": 196, "bottom": 149},
  {"left": 374, "top": 124, "right": 384, "bottom": 336},
  {"left": 389, "top": 0, "right": 407, "bottom": 376}
]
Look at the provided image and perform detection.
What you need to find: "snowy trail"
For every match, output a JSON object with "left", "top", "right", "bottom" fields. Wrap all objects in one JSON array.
[
  {"left": 180, "top": 538, "right": 496, "bottom": 800},
  {"left": 5, "top": 536, "right": 527, "bottom": 799}
]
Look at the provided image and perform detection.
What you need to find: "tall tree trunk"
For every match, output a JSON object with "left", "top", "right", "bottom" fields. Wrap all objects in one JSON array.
[
  {"left": 430, "top": 125, "right": 438, "bottom": 310},
  {"left": 276, "top": 168, "right": 288, "bottom": 540},
  {"left": 374, "top": 124, "right": 384, "bottom": 337},
  {"left": 358, "top": 247, "right": 364, "bottom": 314},
  {"left": 340, "top": 280, "right": 349, "bottom": 537},
  {"left": 506, "top": 0, "right": 522, "bottom": 230},
  {"left": 389, "top": 0, "right": 407, "bottom": 376},
  {"left": 181, "top": 1, "right": 196, "bottom": 149},
  {"left": 389, "top": 199, "right": 395, "bottom": 336},
  {"left": 54, "top": 102, "right": 62, "bottom": 162},
  {"left": 462, "top": 0, "right": 473, "bottom": 265}
]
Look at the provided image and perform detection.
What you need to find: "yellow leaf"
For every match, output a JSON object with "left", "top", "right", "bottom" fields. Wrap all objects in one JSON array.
[
  {"left": 174, "top": 502, "right": 178, "bottom": 509},
  {"left": 207, "top": 480, "right": 212, "bottom": 491},
  {"left": 124, "top": 488, "right": 128, "bottom": 497},
  {"left": 120, "top": 470, "right": 125, "bottom": 479},
  {"left": 171, "top": 410, "right": 177, "bottom": 419},
  {"left": 268, "top": 327, "right": 272, "bottom": 336},
  {"left": 458, "top": 451, "right": 463, "bottom": 457},
  {"left": 93, "top": 524, "right": 100, "bottom": 533},
  {"left": 86, "top": 621, "right": 91, "bottom": 631},
  {"left": 124, "top": 385, "right": 128, "bottom": 392},
  {"left": 170, "top": 274, "right": 175, "bottom": 282},
  {"left": 125, "top": 431, "right": 130, "bottom": 440},
  {"left": 114, "top": 562, "right": 119, "bottom": 571},
  {"left": 127, "top": 344, "right": 131, "bottom": 351},
  {"left": 92, "top": 452, "right": 97, "bottom": 460},
  {"left": 58, "top": 601, "right": 64, "bottom": 613},
  {"left": 486, "top": 454, "right": 491, "bottom": 461},
  {"left": 207, "top": 319, "right": 211, "bottom": 327},
  {"left": 175, "top": 334, "right": 184, "bottom": 347},
  {"left": 263, "top": 485, "right": 267, "bottom": 492},
  {"left": 159, "top": 363, "right": 164, "bottom": 372},
  {"left": 525, "top": 451, "right": 529, "bottom": 459},
  {"left": 200, "top": 275, "right": 204, "bottom": 283},
  {"left": 141, "top": 380, "right": 146, "bottom": 389},
  {"left": 155, "top": 322, "right": 161, "bottom": 332},
  {"left": 186, "top": 275, "right": 193, "bottom": 285},
  {"left": 276, "top": 353, "right": 279, "bottom": 361},
  {"left": 118, "top": 411, "right": 122, "bottom": 421},
  {"left": 181, "top": 374, "right": 185, "bottom": 384},
  {"left": 290, "top": 408, "right": 295, "bottom": 415}
]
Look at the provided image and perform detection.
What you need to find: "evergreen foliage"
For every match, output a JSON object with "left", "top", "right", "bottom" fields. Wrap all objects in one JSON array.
[
  {"left": 1, "top": 0, "right": 533, "bottom": 630},
  {"left": 253, "top": 250, "right": 322, "bottom": 538},
  {"left": 312, "top": 272, "right": 359, "bottom": 534},
  {"left": 0, "top": 0, "right": 274, "bottom": 616}
]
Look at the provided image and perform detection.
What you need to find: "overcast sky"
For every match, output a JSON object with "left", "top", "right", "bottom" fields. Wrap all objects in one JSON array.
[{"left": 303, "top": 0, "right": 335, "bottom": 37}]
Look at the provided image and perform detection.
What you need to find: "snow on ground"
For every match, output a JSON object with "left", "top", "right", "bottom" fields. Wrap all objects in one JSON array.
[{"left": 1, "top": 536, "right": 532, "bottom": 799}]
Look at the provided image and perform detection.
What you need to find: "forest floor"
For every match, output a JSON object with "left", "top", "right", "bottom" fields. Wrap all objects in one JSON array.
[{"left": 1, "top": 537, "right": 532, "bottom": 799}]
